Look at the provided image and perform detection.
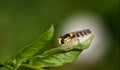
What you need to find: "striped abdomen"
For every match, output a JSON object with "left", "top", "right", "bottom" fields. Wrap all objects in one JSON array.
[
  {"left": 71, "top": 29, "right": 91, "bottom": 38},
  {"left": 58, "top": 29, "right": 92, "bottom": 44}
]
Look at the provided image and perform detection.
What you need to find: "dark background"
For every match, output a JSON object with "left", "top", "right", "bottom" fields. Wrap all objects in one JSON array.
[{"left": 0, "top": 0, "right": 119, "bottom": 70}]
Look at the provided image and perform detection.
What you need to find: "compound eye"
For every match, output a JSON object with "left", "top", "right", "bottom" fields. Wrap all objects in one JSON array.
[{"left": 61, "top": 38, "right": 65, "bottom": 44}]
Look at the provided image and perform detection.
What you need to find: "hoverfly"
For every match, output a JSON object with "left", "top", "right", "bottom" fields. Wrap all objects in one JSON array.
[{"left": 57, "top": 29, "right": 92, "bottom": 48}]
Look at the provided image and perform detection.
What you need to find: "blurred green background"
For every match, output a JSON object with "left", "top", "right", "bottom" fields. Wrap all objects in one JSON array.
[{"left": 0, "top": 0, "right": 119, "bottom": 70}]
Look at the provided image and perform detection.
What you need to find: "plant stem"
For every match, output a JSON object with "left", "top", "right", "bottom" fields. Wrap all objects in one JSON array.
[
  {"left": 5, "top": 65, "right": 15, "bottom": 70},
  {"left": 0, "top": 64, "right": 15, "bottom": 70},
  {"left": 21, "top": 64, "right": 44, "bottom": 70}
]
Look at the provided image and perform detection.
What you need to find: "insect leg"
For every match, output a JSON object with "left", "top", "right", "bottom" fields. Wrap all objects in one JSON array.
[{"left": 76, "top": 39, "right": 84, "bottom": 48}]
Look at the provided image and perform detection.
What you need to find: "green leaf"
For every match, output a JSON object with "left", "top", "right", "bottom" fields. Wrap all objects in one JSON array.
[
  {"left": 24, "top": 34, "right": 94, "bottom": 68},
  {"left": 7, "top": 25, "right": 54, "bottom": 69},
  {"left": 73, "top": 34, "right": 94, "bottom": 49}
]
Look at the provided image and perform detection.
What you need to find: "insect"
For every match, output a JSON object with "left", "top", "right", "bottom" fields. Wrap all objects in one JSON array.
[{"left": 57, "top": 29, "right": 92, "bottom": 48}]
